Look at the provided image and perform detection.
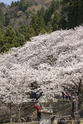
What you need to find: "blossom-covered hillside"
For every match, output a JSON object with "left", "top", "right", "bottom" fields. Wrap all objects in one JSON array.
[{"left": 0, "top": 26, "right": 83, "bottom": 103}]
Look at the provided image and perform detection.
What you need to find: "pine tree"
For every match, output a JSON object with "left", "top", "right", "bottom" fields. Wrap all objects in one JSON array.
[
  {"left": 30, "top": 14, "right": 39, "bottom": 35},
  {"left": 0, "top": 2, "right": 6, "bottom": 7},
  {"left": 0, "top": 8, "right": 5, "bottom": 26},
  {"left": 0, "top": 29, "right": 4, "bottom": 47},
  {"left": 0, "top": 22, "right": 4, "bottom": 33},
  {"left": 38, "top": 16, "right": 47, "bottom": 34},
  {"left": 18, "top": 23, "right": 27, "bottom": 36},
  {"left": 78, "top": 0, "right": 83, "bottom": 25},
  {"left": 19, "top": 0, "right": 25, "bottom": 11},
  {"left": 44, "top": 9, "right": 49, "bottom": 25},
  {"left": 11, "top": 1, "right": 15, "bottom": 7},
  {"left": 37, "top": 7, "right": 45, "bottom": 18},
  {"left": 50, "top": 0, "right": 56, "bottom": 14},
  {"left": 52, "top": 11, "right": 60, "bottom": 31},
  {"left": 4, "top": 26, "right": 16, "bottom": 44},
  {"left": 68, "top": 0, "right": 79, "bottom": 28},
  {"left": 26, "top": 26, "right": 36, "bottom": 40}
]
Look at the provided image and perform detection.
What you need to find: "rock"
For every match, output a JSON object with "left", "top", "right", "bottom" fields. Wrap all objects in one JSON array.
[{"left": 21, "top": 117, "right": 26, "bottom": 122}]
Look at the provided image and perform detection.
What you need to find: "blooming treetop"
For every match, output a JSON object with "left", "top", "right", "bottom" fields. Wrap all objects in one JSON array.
[{"left": 0, "top": 26, "right": 83, "bottom": 104}]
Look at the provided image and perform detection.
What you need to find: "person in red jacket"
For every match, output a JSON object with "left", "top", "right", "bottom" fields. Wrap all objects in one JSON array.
[
  {"left": 65, "top": 92, "right": 68, "bottom": 99},
  {"left": 35, "top": 103, "right": 41, "bottom": 121}
]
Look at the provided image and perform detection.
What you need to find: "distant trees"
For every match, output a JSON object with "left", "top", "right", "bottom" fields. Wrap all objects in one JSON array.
[
  {"left": 4, "top": 26, "right": 16, "bottom": 44},
  {"left": 44, "top": 0, "right": 56, "bottom": 26},
  {"left": 78, "top": 0, "right": 83, "bottom": 25},
  {"left": 11, "top": 1, "right": 20, "bottom": 7},
  {"left": 52, "top": 11, "right": 60, "bottom": 31},
  {"left": 30, "top": 14, "right": 47, "bottom": 36},
  {"left": 30, "top": 14, "right": 39, "bottom": 35},
  {"left": 11, "top": 1, "right": 15, "bottom": 7},
  {"left": 0, "top": 22, "right": 4, "bottom": 33},
  {"left": 5, "top": 11, "right": 11, "bottom": 26},
  {"left": 0, "top": 2, "right": 6, "bottom": 7},
  {"left": 0, "top": 26, "right": 16, "bottom": 52},
  {"left": 19, "top": 0, "right": 25, "bottom": 11},
  {"left": 0, "top": 0, "right": 83, "bottom": 53},
  {"left": 37, "top": 7, "right": 45, "bottom": 18},
  {"left": 18, "top": 23, "right": 27, "bottom": 36},
  {"left": 68, "top": 0, "right": 83, "bottom": 29},
  {"left": 26, "top": 26, "right": 36, "bottom": 41},
  {"left": 0, "top": 29, "right": 4, "bottom": 50},
  {"left": 51, "top": 0, "right": 56, "bottom": 14},
  {"left": 68, "top": 0, "right": 79, "bottom": 28},
  {"left": 0, "top": 8, "right": 5, "bottom": 31},
  {"left": 0, "top": 25, "right": 26, "bottom": 53},
  {"left": 38, "top": 16, "right": 47, "bottom": 34}
]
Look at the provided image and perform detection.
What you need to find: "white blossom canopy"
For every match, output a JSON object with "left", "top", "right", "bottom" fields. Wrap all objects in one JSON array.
[{"left": 0, "top": 25, "right": 83, "bottom": 104}]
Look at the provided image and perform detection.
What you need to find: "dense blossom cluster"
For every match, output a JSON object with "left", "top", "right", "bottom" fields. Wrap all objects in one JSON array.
[{"left": 0, "top": 26, "right": 83, "bottom": 104}]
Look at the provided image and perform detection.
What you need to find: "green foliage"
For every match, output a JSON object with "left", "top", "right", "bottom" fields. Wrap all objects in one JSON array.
[
  {"left": 60, "top": 14, "right": 68, "bottom": 29},
  {"left": 0, "top": 25, "right": 26, "bottom": 53},
  {"left": 19, "top": 0, "right": 25, "bottom": 11},
  {"left": 28, "top": 1, "right": 34, "bottom": 7},
  {"left": 26, "top": 11, "right": 30, "bottom": 19},
  {"left": 68, "top": 0, "right": 79, "bottom": 29},
  {"left": 4, "top": 26, "right": 16, "bottom": 44},
  {"left": 24, "top": 1, "right": 34, "bottom": 12},
  {"left": 63, "top": 0, "right": 70, "bottom": 4},
  {"left": 52, "top": 11, "right": 60, "bottom": 31},
  {"left": 0, "top": 22, "right": 4, "bottom": 33},
  {"left": 26, "top": 25, "right": 36, "bottom": 40},
  {"left": 15, "top": 28, "right": 26, "bottom": 46},
  {"left": 77, "top": 0, "right": 83, "bottom": 25},
  {"left": 30, "top": 14, "right": 47, "bottom": 35},
  {"left": 38, "top": 15, "right": 47, "bottom": 34},
  {"left": 67, "top": 0, "right": 83, "bottom": 28},
  {"left": 0, "top": 8, "right": 5, "bottom": 26},
  {"left": 11, "top": 1, "right": 15, "bottom": 7},
  {"left": 0, "top": 8, "right": 4, "bottom": 33},
  {"left": 18, "top": 23, "right": 27, "bottom": 36},
  {"left": 0, "top": 0, "right": 83, "bottom": 53},
  {"left": 44, "top": 9, "right": 49, "bottom": 25},
  {"left": 0, "top": 2, "right": 6, "bottom": 7},
  {"left": 55, "top": 1, "right": 60, "bottom": 9},
  {"left": 15, "top": 33, "right": 26, "bottom": 46},
  {"left": 11, "top": 0, "right": 20, "bottom": 7},
  {"left": 5, "top": 11, "right": 12, "bottom": 26},
  {"left": 50, "top": 0, "right": 56, "bottom": 14},
  {"left": 37, "top": 7, "right": 45, "bottom": 17},
  {"left": 47, "top": 21, "right": 53, "bottom": 33},
  {"left": 44, "top": 0, "right": 56, "bottom": 26},
  {"left": 30, "top": 14, "right": 39, "bottom": 35},
  {"left": 0, "top": 29, "right": 4, "bottom": 50}
]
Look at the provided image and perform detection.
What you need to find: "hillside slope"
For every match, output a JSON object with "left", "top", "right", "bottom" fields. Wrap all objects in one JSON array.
[
  {"left": 0, "top": 26, "right": 83, "bottom": 102},
  {"left": 3, "top": 0, "right": 52, "bottom": 29}
]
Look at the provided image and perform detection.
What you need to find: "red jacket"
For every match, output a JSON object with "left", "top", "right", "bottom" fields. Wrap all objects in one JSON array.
[
  {"left": 65, "top": 93, "right": 68, "bottom": 97},
  {"left": 35, "top": 106, "right": 40, "bottom": 113}
]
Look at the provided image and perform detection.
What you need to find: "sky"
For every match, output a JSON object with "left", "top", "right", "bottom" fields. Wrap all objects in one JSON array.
[{"left": 0, "top": 0, "right": 19, "bottom": 5}]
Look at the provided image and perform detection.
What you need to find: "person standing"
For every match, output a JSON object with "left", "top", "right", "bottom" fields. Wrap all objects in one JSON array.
[
  {"left": 65, "top": 92, "right": 68, "bottom": 99},
  {"left": 71, "top": 96, "right": 80, "bottom": 124},
  {"left": 69, "top": 93, "right": 71, "bottom": 100},
  {"left": 62, "top": 91, "right": 65, "bottom": 99},
  {"left": 35, "top": 103, "right": 41, "bottom": 121}
]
